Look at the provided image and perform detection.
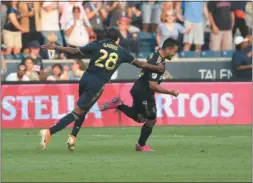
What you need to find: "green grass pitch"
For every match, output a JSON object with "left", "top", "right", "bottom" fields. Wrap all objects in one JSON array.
[{"left": 2, "top": 125, "right": 251, "bottom": 182}]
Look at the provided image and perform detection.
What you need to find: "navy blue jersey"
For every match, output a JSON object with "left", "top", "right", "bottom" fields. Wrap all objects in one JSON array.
[
  {"left": 131, "top": 51, "right": 166, "bottom": 101},
  {"left": 79, "top": 39, "right": 135, "bottom": 84}
]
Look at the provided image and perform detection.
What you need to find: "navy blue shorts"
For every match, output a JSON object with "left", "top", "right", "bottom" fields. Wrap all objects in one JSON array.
[{"left": 77, "top": 72, "right": 104, "bottom": 111}]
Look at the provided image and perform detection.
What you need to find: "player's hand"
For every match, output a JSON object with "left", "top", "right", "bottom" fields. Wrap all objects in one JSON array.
[
  {"left": 41, "top": 44, "right": 56, "bottom": 50},
  {"left": 171, "top": 90, "right": 179, "bottom": 97},
  {"left": 157, "top": 63, "right": 165, "bottom": 72}
]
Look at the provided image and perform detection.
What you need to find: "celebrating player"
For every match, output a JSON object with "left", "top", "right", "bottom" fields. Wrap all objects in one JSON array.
[
  {"left": 40, "top": 27, "right": 165, "bottom": 151},
  {"left": 100, "top": 38, "right": 180, "bottom": 152}
]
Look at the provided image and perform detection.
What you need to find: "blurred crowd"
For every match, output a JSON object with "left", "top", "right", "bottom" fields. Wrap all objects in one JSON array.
[{"left": 0, "top": 1, "right": 252, "bottom": 81}]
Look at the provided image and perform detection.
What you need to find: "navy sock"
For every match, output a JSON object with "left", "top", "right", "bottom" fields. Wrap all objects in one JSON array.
[
  {"left": 49, "top": 112, "right": 78, "bottom": 135},
  {"left": 117, "top": 104, "right": 138, "bottom": 121},
  {"left": 138, "top": 123, "right": 153, "bottom": 146},
  {"left": 71, "top": 114, "right": 86, "bottom": 137}
]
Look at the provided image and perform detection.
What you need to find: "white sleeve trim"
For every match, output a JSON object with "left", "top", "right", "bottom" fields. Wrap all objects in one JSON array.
[
  {"left": 78, "top": 47, "right": 85, "bottom": 56},
  {"left": 130, "top": 58, "right": 136, "bottom": 64}
]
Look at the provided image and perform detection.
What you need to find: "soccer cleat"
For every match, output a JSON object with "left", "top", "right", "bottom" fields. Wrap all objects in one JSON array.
[
  {"left": 100, "top": 97, "right": 123, "bottom": 111},
  {"left": 66, "top": 135, "right": 76, "bottom": 152},
  {"left": 40, "top": 129, "right": 51, "bottom": 150},
  {"left": 135, "top": 144, "right": 154, "bottom": 152}
]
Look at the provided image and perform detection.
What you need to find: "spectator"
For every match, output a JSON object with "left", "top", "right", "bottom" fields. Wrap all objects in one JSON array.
[
  {"left": 118, "top": 17, "right": 139, "bottom": 55},
  {"left": 245, "top": 2, "right": 252, "bottom": 30},
  {"left": 1, "top": 2, "right": 8, "bottom": 30},
  {"left": 22, "top": 41, "right": 43, "bottom": 72},
  {"left": 176, "top": 1, "right": 209, "bottom": 52},
  {"left": 231, "top": 2, "right": 249, "bottom": 38},
  {"left": 60, "top": 1, "right": 91, "bottom": 32},
  {"left": 39, "top": 71, "right": 49, "bottom": 81},
  {"left": 47, "top": 64, "right": 64, "bottom": 81},
  {"left": 65, "top": 6, "right": 90, "bottom": 49},
  {"left": 105, "top": 1, "right": 129, "bottom": 27},
  {"left": 1, "top": 47, "right": 7, "bottom": 80},
  {"left": 41, "top": 1, "right": 63, "bottom": 46},
  {"left": 127, "top": 1, "right": 142, "bottom": 32},
  {"left": 161, "top": 2, "right": 174, "bottom": 20},
  {"left": 6, "top": 63, "right": 30, "bottom": 81},
  {"left": 246, "top": 33, "right": 252, "bottom": 58},
  {"left": 208, "top": 1, "right": 234, "bottom": 51},
  {"left": 84, "top": 1, "right": 107, "bottom": 32},
  {"left": 247, "top": 33, "right": 252, "bottom": 49},
  {"left": 61, "top": 59, "right": 86, "bottom": 80},
  {"left": 40, "top": 33, "right": 65, "bottom": 59},
  {"left": 232, "top": 36, "right": 252, "bottom": 80},
  {"left": 19, "top": 1, "right": 42, "bottom": 54},
  {"left": 156, "top": 10, "right": 192, "bottom": 49},
  {"left": 141, "top": 1, "right": 161, "bottom": 32},
  {"left": 3, "top": 1, "right": 25, "bottom": 58},
  {"left": 24, "top": 57, "right": 40, "bottom": 81}
]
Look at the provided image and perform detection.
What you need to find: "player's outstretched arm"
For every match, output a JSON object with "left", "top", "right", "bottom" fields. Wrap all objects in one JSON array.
[
  {"left": 149, "top": 81, "right": 179, "bottom": 97},
  {"left": 41, "top": 44, "right": 80, "bottom": 54},
  {"left": 132, "top": 59, "right": 164, "bottom": 73}
]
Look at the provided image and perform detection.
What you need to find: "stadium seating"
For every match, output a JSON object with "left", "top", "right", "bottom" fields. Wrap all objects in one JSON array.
[
  {"left": 201, "top": 51, "right": 221, "bottom": 58},
  {"left": 137, "top": 32, "right": 156, "bottom": 53},
  {"left": 138, "top": 52, "right": 151, "bottom": 58},
  {"left": 179, "top": 51, "right": 201, "bottom": 58},
  {"left": 221, "top": 51, "right": 234, "bottom": 57}
]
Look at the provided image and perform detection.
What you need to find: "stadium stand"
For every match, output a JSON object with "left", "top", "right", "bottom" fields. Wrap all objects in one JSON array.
[{"left": 1, "top": 1, "right": 252, "bottom": 81}]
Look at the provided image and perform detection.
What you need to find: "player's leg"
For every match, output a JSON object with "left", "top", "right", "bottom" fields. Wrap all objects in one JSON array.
[
  {"left": 67, "top": 87, "right": 104, "bottom": 151},
  {"left": 100, "top": 97, "right": 146, "bottom": 123},
  {"left": 40, "top": 105, "right": 85, "bottom": 150},
  {"left": 135, "top": 100, "right": 157, "bottom": 152},
  {"left": 40, "top": 76, "right": 102, "bottom": 151}
]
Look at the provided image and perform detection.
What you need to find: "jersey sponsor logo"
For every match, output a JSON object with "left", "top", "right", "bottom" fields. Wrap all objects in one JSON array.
[
  {"left": 142, "top": 101, "right": 148, "bottom": 106},
  {"left": 152, "top": 73, "right": 158, "bottom": 79}
]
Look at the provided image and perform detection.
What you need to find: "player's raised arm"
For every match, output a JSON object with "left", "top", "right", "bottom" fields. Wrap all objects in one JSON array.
[
  {"left": 41, "top": 44, "right": 80, "bottom": 54},
  {"left": 131, "top": 59, "right": 165, "bottom": 73},
  {"left": 149, "top": 81, "right": 179, "bottom": 97},
  {"left": 41, "top": 41, "right": 99, "bottom": 55}
]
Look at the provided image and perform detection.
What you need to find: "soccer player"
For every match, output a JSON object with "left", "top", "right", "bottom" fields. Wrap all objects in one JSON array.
[
  {"left": 100, "top": 38, "right": 180, "bottom": 152},
  {"left": 40, "top": 27, "right": 164, "bottom": 151}
]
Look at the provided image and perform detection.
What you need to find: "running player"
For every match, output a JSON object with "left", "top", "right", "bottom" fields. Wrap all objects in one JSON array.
[
  {"left": 100, "top": 38, "right": 179, "bottom": 152},
  {"left": 40, "top": 27, "right": 164, "bottom": 151}
]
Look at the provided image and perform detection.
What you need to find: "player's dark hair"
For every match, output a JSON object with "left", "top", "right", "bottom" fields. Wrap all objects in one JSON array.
[
  {"left": 52, "top": 64, "right": 63, "bottom": 76},
  {"left": 162, "top": 38, "right": 179, "bottom": 49},
  {"left": 104, "top": 27, "right": 120, "bottom": 42},
  {"left": 72, "top": 6, "right": 81, "bottom": 13}
]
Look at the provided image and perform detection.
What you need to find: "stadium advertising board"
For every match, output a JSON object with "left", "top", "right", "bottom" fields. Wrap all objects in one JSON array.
[
  {"left": 1, "top": 82, "right": 251, "bottom": 128},
  {"left": 116, "top": 61, "right": 233, "bottom": 80}
]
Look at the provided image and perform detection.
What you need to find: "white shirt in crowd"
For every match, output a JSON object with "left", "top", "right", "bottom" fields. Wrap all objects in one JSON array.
[
  {"left": 6, "top": 73, "right": 30, "bottom": 81},
  {"left": 41, "top": 1, "right": 60, "bottom": 31},
  {"left": 65, "top": 18, "right": 89, "bottom": 47},
  {"left": 47, "top": 75, "right": 57, "bottom": 81},
  {"left": 60, "top": 2, "right": 91, "bottom": 30}
]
